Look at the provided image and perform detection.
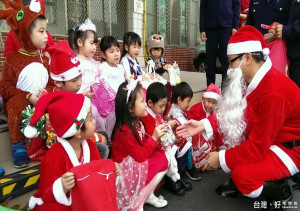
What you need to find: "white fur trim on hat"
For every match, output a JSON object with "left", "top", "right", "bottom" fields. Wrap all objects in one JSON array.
[
  {"left": 203, "top": 91, "right": 220, "bottom": 101},
  {"left": 62, "top": 97, "right": 91, "bottom": 138},
  {"left": 53, "top": 177, "right": 72, "bottom": 206},
  {"left": 30, "top": 0, "right": 41, "bottom": 13},
  {"left": 50, "top": 66, "right": 82, "bottom": 82},
  {"left": 227, "top": 41, "right": 262, "bottom": 55},
  {"left": 24, "top": 125, "right": 38, "bottom": 139}
]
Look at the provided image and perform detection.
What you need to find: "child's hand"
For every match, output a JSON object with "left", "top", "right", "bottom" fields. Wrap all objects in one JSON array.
[
  {"left": 168, "top": 120, "right": 177, "bottom": 128},
  {"left": 152, "top": 124, "right": 167, "bottom": 141},
  {"left": 172, "top": 62, "right": 178, "bottom": 69},
  {"left": 61, "top": 172, "right": 75, "bottom": 193},
  {"left": 28, "top": 93, "right": 40, "bottom": 105},
  {"left": 163, "top": 64, "right": 171, "bottom": 71},
  {"left": 83, "top": 90, "right": 95, "bottom": 99},
  {"left": 115, "top": 162, "right": 120, "bottom": 176}
]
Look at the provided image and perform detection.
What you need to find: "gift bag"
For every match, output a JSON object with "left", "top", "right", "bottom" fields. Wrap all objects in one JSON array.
[
  {"left": 90, "top": 79, "right": 116, "bottom": 118},
  {"left": 70, "top": 159, "right": 118, "bottom": 211},
  {"left": 168, "top": 66, "right": 181, "bottom": 86},
  {"left": 267, "top": 39, "right": 288, "bottom": 75},
  {"left": 26, "top": 137, "right": 48, "bottom": 162}
]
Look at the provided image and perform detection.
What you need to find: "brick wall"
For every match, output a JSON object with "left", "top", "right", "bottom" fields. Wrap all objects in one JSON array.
[{"left": 0, "top": 33, "right": 197, "bottom": 72}]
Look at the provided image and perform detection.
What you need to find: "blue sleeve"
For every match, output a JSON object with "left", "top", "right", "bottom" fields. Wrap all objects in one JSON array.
[
  {"left": 232, "top": 0, "right": 241, "bottom": 29},
  {"left": 283, "top": 19, "right": 300, "bottom": 40}
]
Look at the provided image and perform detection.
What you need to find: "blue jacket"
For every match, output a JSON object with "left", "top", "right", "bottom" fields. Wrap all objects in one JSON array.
[
  {"left": 247, "top": 0, "right": 293, "bottom": 35},
  {"left": 283, "top": 0, "right": 300, "bottom": 60},
  {"left": 200, "top": 0, "right": 240, "bottom": 33}
]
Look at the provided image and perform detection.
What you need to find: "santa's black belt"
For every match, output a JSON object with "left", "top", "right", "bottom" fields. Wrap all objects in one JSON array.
[{"left": 281, "top": 140, "right": 300, "bottom": 149}]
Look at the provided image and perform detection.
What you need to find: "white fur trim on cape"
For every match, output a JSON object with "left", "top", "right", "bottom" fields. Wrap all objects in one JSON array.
[
  {"left": 202, "top": 102, "right": 211, "bottom": 118},
  {"left": 270, "top": 145, "right": 299, "bottom": 176},
  {"left": 50, "top": 66, "right": 82, "bottom": 82},
  {"left": 28, "top": 195, "right": 44, "bottom": 209},
  {"left": 177, "top": 141, "right": 192, "bottom": 158},
  {"left": 24, "top": 125, "right": 38, "bottom": 138},
  {"left": 16, "top": 62, "right": 48, "bottom": 93},
  {"left": 200, "top": 118, "right": 213, "bottom": 141},
  {"left": 62, "top": 96, "right": 91, "bottom": 138},
  {"left": 57, "top": 137, "right": 90, "bottom": 167},
  {"left": 203, "top": 92, "right": 220, "bottom": 102},
  {"left": 147, "top": 106, "right": 156, "bottom": 119},
  {"left": 227, "top": 41, "right": 262, "bottom": 55},
  {"left": 244, "top": 186, "right": 263, "bottom": 198},
  {"left": 53, "top": 177, "right": 72, "bottom": 206},
  {"left": 219, "top": 150, "right": 231, "bottom": 173},
  {"left": 246, "top": 57, "right": 272, "bottom": 97}
]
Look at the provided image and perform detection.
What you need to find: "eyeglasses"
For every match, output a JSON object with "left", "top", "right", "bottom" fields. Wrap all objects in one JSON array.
[{"left": 229, "top": 54, "right": 245, "bottom": 64}]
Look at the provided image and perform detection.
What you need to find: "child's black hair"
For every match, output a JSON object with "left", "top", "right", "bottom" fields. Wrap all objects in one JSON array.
[
  {"left": 146, "top": 82, "right": 168, "bottom": 104},
  {"left": 171, "top": 82, "right": 193, "bottom": 104},
  {"left": 68, "top": 27, "right": 98, "bottom": 51},
  {"left": 112, "top": 81, "right": 144, "bottom": 145},
  {"left": 121, "top": 32, "right": 142, "bottom": 58},
  {"left": 100, "top": 35, "right": 120, "bottom": 53},
  {"left": 28, "top": 15, "right": 47, "bottom": 34}
]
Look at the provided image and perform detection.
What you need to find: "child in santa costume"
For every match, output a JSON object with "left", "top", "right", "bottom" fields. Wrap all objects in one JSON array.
[
  {"left": 46, "top": 40, "right": 109, "bottom": 159},
  {"left": 187, "top": 83, "right": 223, "bottom": 171},
  {"left": 0, "top": 0, "right": 54, "bottom": 168},
  {"left": 25, "top": 91, "right": 119, "bottom": 211},
  {"left": 165, "top": 82, "right": 201, "bottom": 194},
  {"left": 177, "top": 26, "right": 300, "bottom": 205},
  {"left": 111, "top": 79, "right": 180, "bottom": 210}
]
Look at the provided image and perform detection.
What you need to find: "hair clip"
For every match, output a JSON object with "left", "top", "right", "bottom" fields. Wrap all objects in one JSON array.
[
  {"left": 74, "top": 118, "right": 85, "bottom": 130},
  {"left": 72, "top": 27, "right": 76, "bottom": 32},
  {"left": 78, "top": 18, "right": 96, "bottom": 32},
  {"left": 125, "top": 78, "right": 141, "bottom": 103}
]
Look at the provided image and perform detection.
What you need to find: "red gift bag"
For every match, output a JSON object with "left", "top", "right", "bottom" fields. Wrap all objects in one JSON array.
[
  {"left": 70, "top": 159, "right": 118, "bottom": 211},
  {"left": 26, "top": 137, "right": 48, "bottom": 162},
  {"left": 267, "top": 39, "right": 288, "bottom": 75}
]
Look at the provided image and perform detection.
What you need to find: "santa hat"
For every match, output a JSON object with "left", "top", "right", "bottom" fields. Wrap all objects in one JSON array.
[
  {"left": 48, "top": 41, "right": 82, "bottom": 81},
  {"left": 147, "top": 34, "right": 165, "bottom": 55},
  {"left": 202, "top": 84, "right": 221, "bottom": 102},
  {"left": 227, "top": 26, "right": 269, "bottom": 59},
  {"left": 24, "top": 91, "right": 91, "bottom": 139},
  {"left": 0, "top": 0, "right": 44, "bottom": 52}
]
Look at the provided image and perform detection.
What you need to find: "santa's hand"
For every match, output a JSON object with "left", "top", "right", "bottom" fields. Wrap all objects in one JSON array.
[
  {"left": 115, "top": 162, "right": 121, "bottom": 176},
  {"left": 176, "top": 119, "right": 204, "bottom": 138},
  {"left": 61, "top": 172, "right": 75, "bottom": 193},
  {"left": 202, "top": 152, "right": 220, "bottom": 171}
]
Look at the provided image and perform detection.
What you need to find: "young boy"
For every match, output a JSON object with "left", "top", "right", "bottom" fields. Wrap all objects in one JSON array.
[
  {"left": 47, "top": 40, "right": 109, "bottom": 159},
  {"left": 166, "top": 82, "right": 201, "bottom": 186},
  {"left": 0, "top": 0, "right": 54, "bottom": 168},
  {"left": 25, "top": 92, "right": 119, "bottom": 210},
  {"left": 187, "top": 83, "right": 221, "bottom": 171}
]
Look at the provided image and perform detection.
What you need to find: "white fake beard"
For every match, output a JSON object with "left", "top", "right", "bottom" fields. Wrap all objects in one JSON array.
[{"left": 216, "top": 67, "right": 247, "bottom": 148}]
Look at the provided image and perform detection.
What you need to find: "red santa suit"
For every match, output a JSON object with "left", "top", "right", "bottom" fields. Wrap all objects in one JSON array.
[
  {"left": 141, "top": 106, "right": 164, "bottom": 135},
  {"left": 24, "top": 91, "right": 118, "bottom": 210},
  {"left": 202, "top": 58, "right": 300, "bottom": 197}
]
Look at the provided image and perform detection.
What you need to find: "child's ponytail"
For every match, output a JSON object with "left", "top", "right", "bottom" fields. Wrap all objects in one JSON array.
[{"left": 68, "top": 26, "right": 79, "bottom": 50}]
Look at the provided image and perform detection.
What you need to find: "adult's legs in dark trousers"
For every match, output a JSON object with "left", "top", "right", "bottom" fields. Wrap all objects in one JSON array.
[
  {"left": 217, "top": 28, "right": 232, "bottom": 89},
  {"left": 205, "top": 28, "right": 219, "bottom": 86},
  {"left": 206, "top": 28, "right": 232, "bottom": 87},
  {"left": 289, "top": 61, "right": 300, "bottom": 88}
]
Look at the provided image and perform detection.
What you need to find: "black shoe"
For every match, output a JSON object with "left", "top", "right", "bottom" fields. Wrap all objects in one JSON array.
[
  {"left": 185, "top": 166, "right": 202, "bottom": 181},
  {"left": 178, "top": 178, "right": 192, "bottom": 191},
  {"left": 215, "top": 179, "right": 239, "bottom": 198},
  {"left": 165, "top": 177, "right": 185, "bottom": 196}
]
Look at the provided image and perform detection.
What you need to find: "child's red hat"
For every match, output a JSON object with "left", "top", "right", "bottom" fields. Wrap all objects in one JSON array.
[{"left": 24, "top": 91, "right": 91, "bottom": 139}]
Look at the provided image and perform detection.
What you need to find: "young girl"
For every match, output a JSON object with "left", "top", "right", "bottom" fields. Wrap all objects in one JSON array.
[
  {"left": 68, "top": 18, "right": 99, "bottom": 95},
  {"left": 111, "top": 80, "right": 178, "bottom": 210},
  {"left": 120, "top": 32, "right": 144, "bottom": 80},
  {"left": 25, "top": 91, "right": 119, "bottom": 210},
  {"left": 91, "top": 36, "right": 126, "bottom": 141}
]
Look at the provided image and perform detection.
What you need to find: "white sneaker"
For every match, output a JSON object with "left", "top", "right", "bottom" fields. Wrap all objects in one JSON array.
[{"left": 146, "top": 195, "right": 168, "bottom": 208}]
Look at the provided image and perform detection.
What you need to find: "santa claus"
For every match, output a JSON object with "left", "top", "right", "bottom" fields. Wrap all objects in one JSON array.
[{"left": 177, "top": 25, "right": 300, "bottom": 203}]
